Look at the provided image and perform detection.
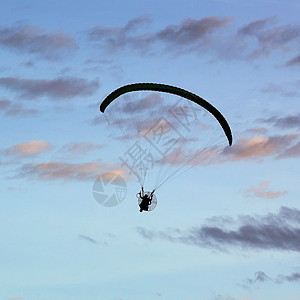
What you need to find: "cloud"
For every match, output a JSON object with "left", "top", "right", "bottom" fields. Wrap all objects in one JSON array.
[
  {"left": 155, "top": 16, "right": 232, "bottom": 46},
  {"left": 5, "top": 105, "right": 39, "bottom": 116},
  {"left": 259, "top": 83, "right": 298, "bottom": 97},
  {"left": 260, "top": 114, "right": 300, "bottom": 130},
  {"left": 244, "top": 127, "right": 268, "bottom": 135},
  {"left": 0, "top": 98, "right": 11, "bottom": 110},
  {"left": 285, "top": 54, "right": 300, "bottom": 66},
  {"left": 259, "top": 81, "right": 299, "bottom": 97},
  {"left": 15, "top": 161, "right": 103, "bottom": 181},
  {"left": 89, "top": 16, "right": 232, "bottom": 54},
  {"left": 246, "top": 271, "right": 272, "bottom": 285},
  {"left": 245, "top": 181, "right": 288, "bottom": 199},
  {"left": 137, "top": 206, "right": 300, "bottom": 252},
  {"left": 4, "top": 140, "right": 52, "bottom": 157},
  {"left": 244, "top": 270, "right": 300, "bottom": 287},
  {"left": 279, "top": 141, "right": 300, "bottom": 158},
  {"left": 237, "top": 17, "right": 300, "bottom": 59},
  {"left": 88, "top": 16, "right": 300, "bottom": 63},
  {"left": 0, "top": 98, "right": 39, "bottom": 116},
  {"left": 276, "top": 271, "right": 300, "bottom": 283},
  {"left": 222, "top": 135, "right": 299, "bottom": 161},
  {"left": 78, "top": 234, "right": 108, "bottom": 246},
  {"left": 0, "top": 24, "right": 78, "bottom": 60},
  {"left": 62, "top": 142, "right": 103, "bottom": 157},
  {"left": 78, "top": 234, "right": 98, "bottom": 244},
  {"left": 0, "top": 76, "right": 99, "bottom": 100}
]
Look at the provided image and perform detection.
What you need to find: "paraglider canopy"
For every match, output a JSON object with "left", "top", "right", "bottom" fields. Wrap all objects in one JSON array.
[
  {"left": 100, "top": 83, "right": 232, "bottom": 146},
  {"left": 100, "top": 82, "right": 232, "bottom": 192}
]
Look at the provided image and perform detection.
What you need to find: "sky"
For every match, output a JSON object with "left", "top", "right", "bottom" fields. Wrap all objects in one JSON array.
[{"left": 0, "top": 0, "right": 300, "bottom": 299}]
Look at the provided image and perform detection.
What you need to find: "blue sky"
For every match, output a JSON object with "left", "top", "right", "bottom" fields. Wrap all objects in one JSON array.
[{"left": 0, "top": 1, "right": 300, "bottom": 299}]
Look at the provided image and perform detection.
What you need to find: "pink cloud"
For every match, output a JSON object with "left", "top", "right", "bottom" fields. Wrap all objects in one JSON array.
[
  {"left": 5, "top": 140, "right": 52, "bottom": 157},
  {"left": 245, "top": 181, "right": 288, "bottom": 199},
  {"left": 222, "top": 135, "right": 299, "bottom": 161}
]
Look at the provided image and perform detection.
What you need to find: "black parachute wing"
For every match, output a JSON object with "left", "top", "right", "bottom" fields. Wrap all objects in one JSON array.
[{"left": 100, "top": 83, "right": 232, "bottom": 146}]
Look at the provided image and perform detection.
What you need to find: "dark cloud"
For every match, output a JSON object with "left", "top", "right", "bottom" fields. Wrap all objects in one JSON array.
[
  {"left": 276, "top": 271, "right": 300, "bottom": 283},
  {"left": 260, "top": 114, "right": 300, "bottom": 130},
  {"left": 137, "top": 207, "right": 300, "bottom": 252},
  {"left": 89, "top": 16, "right": 231, "bottom": 54},
  {"left": 89, "top": 16, "right": 152, "bottom": 51},
  {"left": 155, "top": 16, "right": 232, "bottom": 45},
  {"left": 78, "top": 234, "right": 108, "bottom": 246},
  {"left": 0, "top": 98, "right": 11, "bottom": 110},
  {"left": 238, "top": 17, "right": 300, "bottom": 59},
  {"left": 246, "top": 271, "right": 271, "bottom": 284},
  {"left": 0, "top": 98, "right": 38, "bottom": 116},
  {"left": 0, "top": 76, "right": 99, "bottom": 100},
  {"left": 244, "top": 270, "right": 300, "bottom": 287},
  {"left": 78, "top": 234, "right": 98, "bottom": 244},
  {"left": 285, "top": 54, "right": 300, "bottom": 66},
  {"left": 238, "top": 18, "right": 272, "bottom": 36},
  {"left": 278, "top": 141, "right": 300, "bottom": 159},
  {"left": 88, "top": 16, "right": 300, "bottom": 63},
  {"left": 0, "top": 24, "right": 78, "bottom": 60}
]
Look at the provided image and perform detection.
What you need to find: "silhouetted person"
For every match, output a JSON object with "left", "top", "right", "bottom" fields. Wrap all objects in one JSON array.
[{"left": 138, "top": 187, "right": 154, "bottom": 212}]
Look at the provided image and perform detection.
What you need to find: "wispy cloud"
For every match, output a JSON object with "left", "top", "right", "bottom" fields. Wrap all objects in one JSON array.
[
  {"left": 237, "top": 17, "right": 300, "bottom": 59},
  {"left": 88, "top": 16, "right": 300, "bottom": 63},
  {"left": 243, "top": 270, "right": 300, "bottom": 287},
  {"left": 246, "top": 271, "right": 271, "bottom": 284},
  {"left": 6, "top": 106, "right": 38, "bottom": 116},
  {"left": 0, "top": 98, "right": 39, "bottom": 116},
  {"left": 62, "top": 142, "right": 103, "bottom": 157},
  {"left": 285, "top": 53, "right": 300, "bottom": 66},
  {"left": 4, "top": 140, "right": 52, "bottom": 157},
  {"left": 0, "top": 76, "right": 99, "bottom": 100},
  {"left": 79, "top": 234, "right": 98, "bottom": 244},
  {"left": 78, "top": 234, "right": 108, "bottom": 246},
  {"left": 0, "top": 98, "right": 11, "bottom": 110},
  {"left": 279, "top": 141, "right": 300, "bottom": 158},
  {"left": 245, "top": 181, "right": 288, "bottom": 199},
  {"left": 0, "top": 24, "right": 78, "bottom": 60},
  {"left": 89, "top": 16, "right": 232, "bottom": 54},
  {"left": 260, "top": 82, "right": 299, "bottom": 97},
  {"left": 15, "top": 161, "right": 103, "bottom": 181},
  {"left": 137, "top": 206, "right": 300, "bottom": 252},
  {"left": 276, "top": 271, "right": 300, "bottom": 283},
  {"left": 260, "top": 113, "right": 300, "bottom": 130}
]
